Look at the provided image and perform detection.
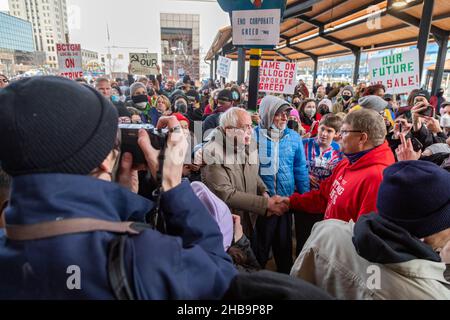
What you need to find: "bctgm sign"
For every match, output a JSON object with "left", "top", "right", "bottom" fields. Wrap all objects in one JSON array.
[
  {"left": 232, "top": 9, "right": 281, "bottom": 47},
  {"left": 57, "top": 43, "right": 83, "bottom": 79}
]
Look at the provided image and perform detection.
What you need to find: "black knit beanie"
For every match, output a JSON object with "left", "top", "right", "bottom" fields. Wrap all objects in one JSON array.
[
  {"left": 0, "top": 76, "right": 118, "bottom": 176},
  {"left": 377, "top": 160, "right": 450, "bottom": 238}
]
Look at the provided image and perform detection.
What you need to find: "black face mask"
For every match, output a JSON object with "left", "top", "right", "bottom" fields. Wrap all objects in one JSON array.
[
  {"left": 342, "top": 95, "right": 352, "bottom": 102},
  {"left": 132, "top": 94, "right": 148, "bottom": 104},
  {"left": 437, "top": 91, "right": 444, "bottom": 97},
  {"left": 287, "top": 120, "right": 299, "bottom": 132},
  {"left": 293, "top": 102, "right": 301, "bottom": 108},
  {"left": 147, "top": 89, "right": 155, "bottom": 96},
  {"left": 175, "top": 101, "right": 188, "bottom": 114}
]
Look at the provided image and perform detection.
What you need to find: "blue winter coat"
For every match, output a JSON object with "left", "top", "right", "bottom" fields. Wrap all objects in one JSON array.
[
  {"left": 0, "top": 174, "right": 236, "bottom": 300},
  {"left": 255, "top": 127, "right": 310, "bottom": 197}
]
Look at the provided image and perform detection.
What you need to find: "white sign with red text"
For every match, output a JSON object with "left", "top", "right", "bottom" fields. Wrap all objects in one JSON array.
[
  {"left": 57, "top": 43, "right": 83, "bottom": 79},
  {"left": 259, "top": 60, "right": 297, "bottom": 94}
]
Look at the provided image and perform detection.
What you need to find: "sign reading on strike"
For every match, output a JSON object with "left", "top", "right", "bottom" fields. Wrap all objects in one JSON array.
[
  {"left": 368, "top": 49, "right": 420, "bottom": 94},
  {"left": 217, "top": 56, "right": 232, "bottom": 79},
  {"left": 129, "top": 53, "right": 158, "bottom": 75},
  {"left": 259, "top": 60, "right": 297, "bottom": 94},
  {"left": 57, "top": 43, "right": 83, "bottom": 79}
]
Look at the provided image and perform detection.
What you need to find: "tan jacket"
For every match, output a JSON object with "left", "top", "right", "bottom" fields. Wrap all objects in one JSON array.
[
  {"left": 291, "top": 219, "right": 450, "bottom": 300},
  {"left": 201, "top": 128, "right": 268, "bottom": 237}
]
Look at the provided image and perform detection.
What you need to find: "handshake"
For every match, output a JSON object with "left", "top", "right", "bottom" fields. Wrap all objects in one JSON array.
[{"left": 265, "top": 193, "right": 290, "bottom": 217}]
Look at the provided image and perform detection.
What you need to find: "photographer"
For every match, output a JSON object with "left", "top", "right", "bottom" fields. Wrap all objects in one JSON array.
[
  {"left": 410, "top": 90, "right": 448, "bottom": 149},
  {"left": 0, "top": 76, "right": 237, "bottom": 300}
]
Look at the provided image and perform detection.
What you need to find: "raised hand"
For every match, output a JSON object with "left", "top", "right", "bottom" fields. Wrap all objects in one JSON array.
[{"left": 396, "top": 133, "right": 421, "bottom": 161}]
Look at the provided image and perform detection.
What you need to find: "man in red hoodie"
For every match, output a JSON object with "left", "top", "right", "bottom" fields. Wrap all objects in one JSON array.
[{"left": 286, "top": 109, "right": 395, "bottom": 223}]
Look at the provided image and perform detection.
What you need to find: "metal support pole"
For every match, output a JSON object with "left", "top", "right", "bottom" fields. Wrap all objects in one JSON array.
[
  {"left": 417, "top": 0, "right": 435, "bottom": 82},
  {"left": 431, "top": 35, "right": 449, "bottom": 95},
  {"left": 353, "top": 50, "right": 361, "bottom": 85},
  {"left": 214, "top": 55, "right": 218, "bottom": 81},
  {"left": 248, "top": 48, "right": 262, "bottom": 112},
  {"left": 237, "top": 48, "right": 246, "bottom": 85},
  {"left": 210, "top": 60, "right": 214, "bottom": 80},
  {"left": 312, "top": 56, "right": 318, "bottom": 90}
]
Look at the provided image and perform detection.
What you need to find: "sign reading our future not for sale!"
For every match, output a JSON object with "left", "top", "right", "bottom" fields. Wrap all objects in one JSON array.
[
  {"left": 232, "top": 9, "right": 281, "bottom": 46},
  {"left": 57, "top": 43, "right": 83, "bottom": 79},
  {"left": 368, "top": 49, "right": 420, "bottom": 94},
  {"left": 259, "top": 60, "right": 297, "bottom": 95},
  {"left": 130, "top": 53, "right": 158, "bottom": 75}
]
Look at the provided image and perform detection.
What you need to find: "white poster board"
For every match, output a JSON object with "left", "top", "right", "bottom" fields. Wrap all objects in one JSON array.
[
  {"left": 232, "top": 9, "right": 281, "bottom": 46},
  {"left": 217, "top": 56, "right": 232, "bottom": 79},
  {"left": 57, "top": 43, "right": 83, "bottom": 79},
  {"left": 368, "top": 49, "right": 420, "bottom": 94},
  {"left": 129, "top": 53, "right": 158, "bottom": 75},
  {"left": 259, "top": 60, "right": 297, "bottom": 94}
]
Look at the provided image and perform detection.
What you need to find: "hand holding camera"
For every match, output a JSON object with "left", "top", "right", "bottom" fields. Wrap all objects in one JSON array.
[{"left": 137, "top": 116, "right": 188, "bottom": 192}]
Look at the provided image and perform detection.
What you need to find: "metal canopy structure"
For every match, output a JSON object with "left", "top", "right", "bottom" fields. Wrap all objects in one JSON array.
[{"left": 207, "top": 0, "right": 450, "bottom": 94}]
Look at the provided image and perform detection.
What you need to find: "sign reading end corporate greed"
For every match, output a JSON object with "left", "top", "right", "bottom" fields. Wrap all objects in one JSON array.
[
  {"left": 232, "top": 9, "right": 281, "bottom": 47},
  {"left": 218, "top": 0, "right": 286, "bottom": 48},
  {"left": 259, "top": 60, "right": 296, "bottom": 94},
  {"left": 368, "top": 49, "right": 420, "bottom": 94}
]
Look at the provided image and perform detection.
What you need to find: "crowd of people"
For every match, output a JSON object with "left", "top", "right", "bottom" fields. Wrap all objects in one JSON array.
[{"left": 0, "top": 68, "right": 449, "bottom": 300}]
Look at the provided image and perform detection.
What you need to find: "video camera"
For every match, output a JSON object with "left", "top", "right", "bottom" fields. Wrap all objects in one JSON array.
[{"left": 119, "top": 124, "right": 168, "bottom": 165}]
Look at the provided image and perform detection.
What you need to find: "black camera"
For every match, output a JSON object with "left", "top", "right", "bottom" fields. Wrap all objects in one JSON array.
[
  {"left": 417, "top": 105, "right": 435, "bottom": 117},
  {"left": 119, "top": 124, "right": 168, "bottom": 165}
]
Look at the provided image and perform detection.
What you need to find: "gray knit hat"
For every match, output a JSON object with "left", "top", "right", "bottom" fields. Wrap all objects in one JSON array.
[
  {"left": 130, "top": 82, "right": 147, "bottom": 96},
  {"left": 425, "top": 143, "right": 450, "bottom": 155},
  {"left": 342, "top": 85, "right": 354, "bottom": 96},
  {"left": 358, "top": 95, "right": 389, "bottom": 113}
]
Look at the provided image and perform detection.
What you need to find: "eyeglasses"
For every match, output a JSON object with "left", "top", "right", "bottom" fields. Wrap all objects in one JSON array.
[
  {"left": 274, "top": 111, "right": 289, "bottom": 118},
  {"left": 227, "top": 124, "right": 253, "bottom": 133},
  {"left": 339, "top": 130, "right": 363, "bottom": 136}
]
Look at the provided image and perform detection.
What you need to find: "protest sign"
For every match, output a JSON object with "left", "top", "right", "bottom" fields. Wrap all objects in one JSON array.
[
  {"left": 232, "top": 9, "right": 281, "bottom": 47},
  {"left": 259, "top": 60, "right": 297, "bottom": 94},
  {"left": 368, "top": 49, "right": 420, "bottom": 94},
  {"left": 57, "top": 43, "right": 83, "bottom": 79},
  {"left": 129, "top": 53, "right": 158, "bottom": 75},
  {"left": 217, "top": 56, "right": 232, "bottom": 79}
]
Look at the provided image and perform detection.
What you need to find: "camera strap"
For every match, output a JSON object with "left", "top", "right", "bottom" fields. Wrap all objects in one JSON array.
[{"left": 147, "top": 137, "right": 168, "bottom": 233}]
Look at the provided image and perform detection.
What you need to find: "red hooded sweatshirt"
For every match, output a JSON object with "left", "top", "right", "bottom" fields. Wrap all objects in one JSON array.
[{"left": 290, "top": 141, "right": 395, "bottom": 222}]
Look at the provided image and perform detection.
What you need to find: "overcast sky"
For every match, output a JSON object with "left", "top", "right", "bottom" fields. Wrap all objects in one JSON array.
[{"left": 0, "top": 0, "right": 232, "bottom": 75}]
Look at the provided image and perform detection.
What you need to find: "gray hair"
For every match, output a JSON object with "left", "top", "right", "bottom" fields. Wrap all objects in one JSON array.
[
  {"left": 344, "top": 109, "right": 387, "bottom": 147},
  {"left": 219, "top": 107, "right": 248, "bottom": 128},
  {"left": 95, "top": 77, "right": 110, "bottom": 88}
]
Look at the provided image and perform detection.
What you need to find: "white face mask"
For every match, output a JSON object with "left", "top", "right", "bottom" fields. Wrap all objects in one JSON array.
[
  {"left": 304, "top": 108, "right": 316, "bottom": 118},
  {"left": 135, "top": 102, "right": 147, "bottom": 110},
  {"left": 440, "top": 114, "right": 450, "bottom": 128}
]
